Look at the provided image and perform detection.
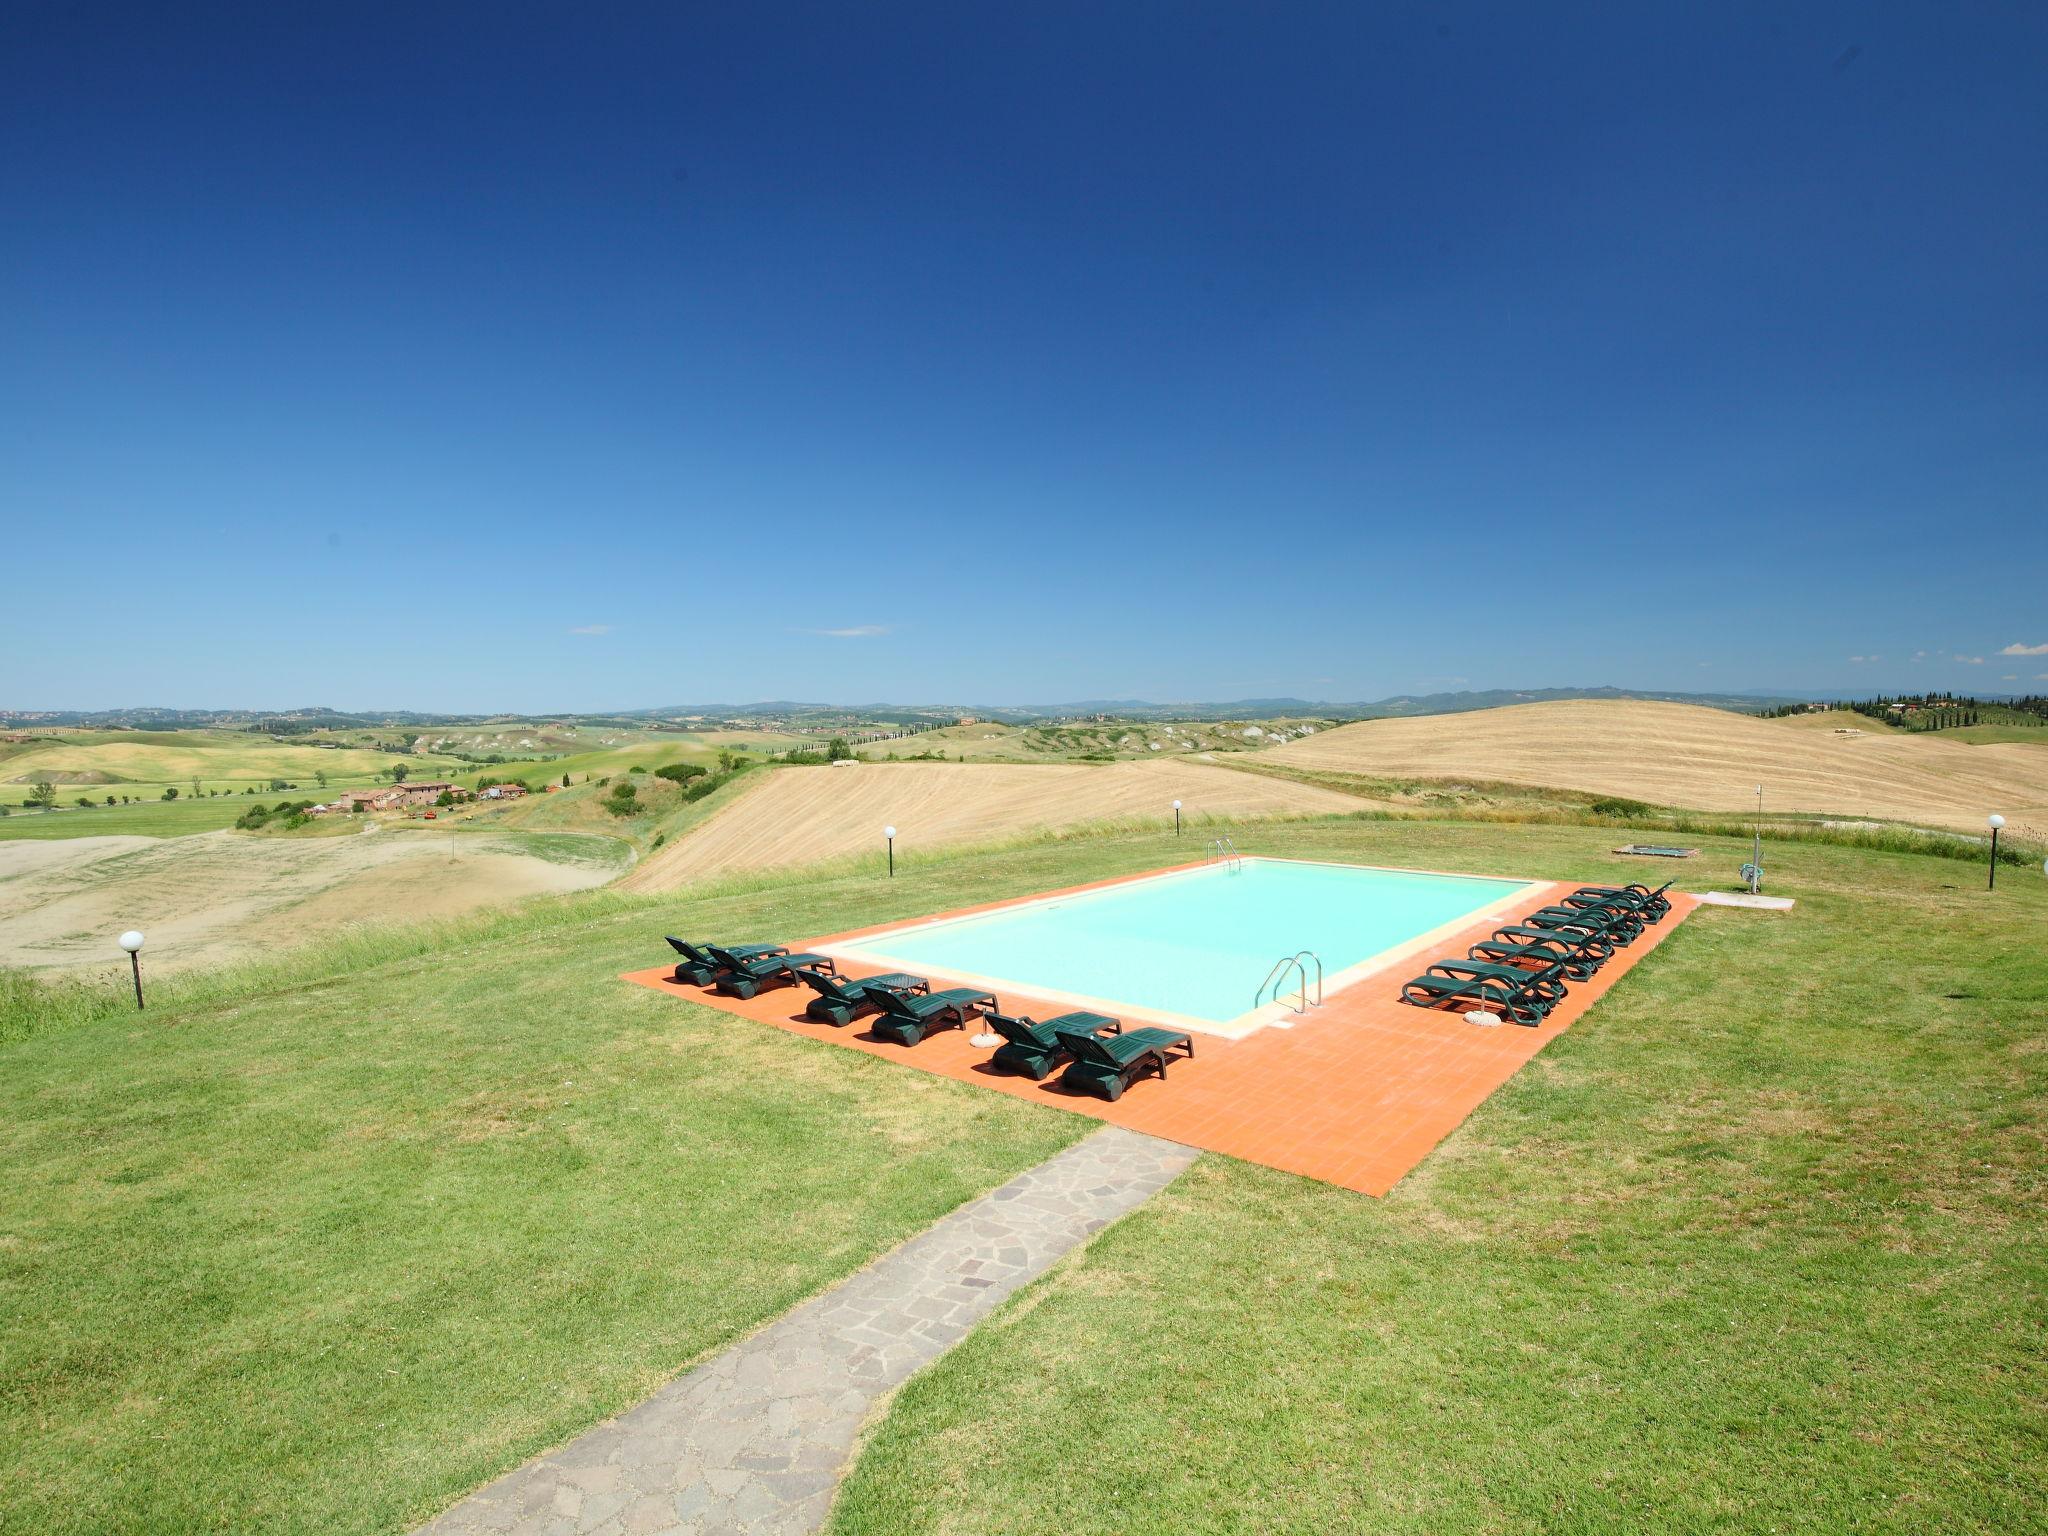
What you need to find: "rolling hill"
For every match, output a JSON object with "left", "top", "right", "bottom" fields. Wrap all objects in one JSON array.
[
  {"left": 1260, "top": 699, "right": 2048, "bottom": 838},
  {"left": 617, "top": 759, "right": 1367, "bottom": 890}
]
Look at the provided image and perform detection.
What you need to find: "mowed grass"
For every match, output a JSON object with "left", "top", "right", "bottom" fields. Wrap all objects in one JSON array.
[
  {"left": 6, "top": 817, "right": 2043, "bottom": 1534},
  {"left": 828, "top": 824, "right": 2048, "bottom": 1535},
  {"left": 0, "top": 866, "right": 1095, "bottom": 1534}
]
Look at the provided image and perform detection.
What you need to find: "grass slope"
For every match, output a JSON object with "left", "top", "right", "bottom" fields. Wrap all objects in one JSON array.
[
  {"left": 828, "top": 824, "right": 2048, "bottom": 1535},
  {"left": 6, "top": 818, "right": 2042, "bottom": 1534},
  {"left": 0, "top": 797, "right": 260, "bottom": 840},
  {"left": 0, "top": 873, "right": 1087, "bottom": 1534}
]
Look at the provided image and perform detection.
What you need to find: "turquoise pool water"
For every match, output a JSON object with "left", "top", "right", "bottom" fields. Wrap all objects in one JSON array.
[{"left": 839, "top": 859, "right": 1532, "bottom": 1027}]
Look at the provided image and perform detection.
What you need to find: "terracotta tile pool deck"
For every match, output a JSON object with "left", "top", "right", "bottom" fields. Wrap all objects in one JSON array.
[{"left": 622, "top": 862, "right": 1697, "bottom": 1197}]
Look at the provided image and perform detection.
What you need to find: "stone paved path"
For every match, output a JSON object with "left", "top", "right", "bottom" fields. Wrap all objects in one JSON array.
[{"left": 413, "top": 1127, "right": 1195, "bottom": 1536}]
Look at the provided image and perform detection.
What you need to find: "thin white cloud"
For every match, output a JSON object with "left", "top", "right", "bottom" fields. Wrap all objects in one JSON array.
[
  {"left": 1999, "top": 641, "right": 2048, "bottom": 656},
  {"left": 2003, "top": 674, "right": 2019, "bottom": 682},
  {"left": 796, "top": 624, "right": 892, "bottom": 639},
  {"left": 567, "top": 624, "right": 615, "bottom": 636},
  {"left": 1847, "top": 654, "right": 1880, "bottom": 664},
  {"left": 1912, "top": 650, "right": 1927, "bottom": 661},
  {"left": 1958, "top": 655, "right": 1985, "bottom": 665}
]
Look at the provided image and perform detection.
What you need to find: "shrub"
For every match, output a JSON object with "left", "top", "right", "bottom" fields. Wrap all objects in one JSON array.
[
  {"left": 654, "top": 763, "right": 706, "bottom": 784},
  {"left": 162, "top": 787, "right": 178, "bottom": 801},
  {"left": 1588, "top": 796, "right": 1653, "bottom": 818},
  {"left": 628, "top": 764, "right": 646, "bottom": 775}
]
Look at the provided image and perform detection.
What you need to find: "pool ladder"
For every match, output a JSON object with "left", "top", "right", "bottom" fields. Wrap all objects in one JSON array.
[
  {"left": 1255, "top": 949, "right": 1323, "bottom": 1022},
  {"left": 1209, "top": 835, "right": 1243, "bottom": 870}
]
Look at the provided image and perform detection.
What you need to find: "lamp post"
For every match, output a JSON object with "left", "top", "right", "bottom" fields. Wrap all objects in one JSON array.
[
  {"left": 1748, "top": 784, "right": 1763, "bottom": 895},
  {"left": 118, "top": 930, "right": 146, "bottom": 1010},
  {"left": 1988, "top": 814, "right": 2004, "bottom": 890},
  {"left": 884, "top": 825, "right": 896, "bottom": 878},
  {"left": 1172, "top": 799, "right": 1182, "bottom": 837}
]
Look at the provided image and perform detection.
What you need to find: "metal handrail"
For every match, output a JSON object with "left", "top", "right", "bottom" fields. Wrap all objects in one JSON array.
[
  {"left": 1290, "top": 949, "right": 1323, "bottom": 1007},
  {"left": 1255, "top": 954, "right": 1307, "bottom": 1013},
  {"left": 1209, "top": 835, "right": 1243, "bottom": 870},
  {"left": 1253, "top": 949, "right": 1323, "bottom": 1015}
]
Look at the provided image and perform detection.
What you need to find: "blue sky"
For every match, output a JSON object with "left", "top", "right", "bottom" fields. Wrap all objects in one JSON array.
[{"left": 3, "top": 3, "right": 2045, "bottom": 712}]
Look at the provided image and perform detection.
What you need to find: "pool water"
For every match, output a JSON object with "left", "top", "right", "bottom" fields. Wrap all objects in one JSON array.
[{"left": 830, "top": 858, "right": 1533, "bottom": 1033}]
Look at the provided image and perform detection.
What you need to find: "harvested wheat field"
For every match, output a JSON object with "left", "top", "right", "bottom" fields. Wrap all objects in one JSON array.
[
  {"left": 0, "top": 828, "right": 627, "bottom": 974},
  {"left": 1264, "top": 699, "right": 2048, "bottom": 838},
  {"left": 618, "top": 759, "right": 1366, "bottom": 890}
]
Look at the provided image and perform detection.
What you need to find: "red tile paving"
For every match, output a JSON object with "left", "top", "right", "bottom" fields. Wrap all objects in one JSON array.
[{"left": 622, "top": 863, "right": 1697, "bottom": 1198}]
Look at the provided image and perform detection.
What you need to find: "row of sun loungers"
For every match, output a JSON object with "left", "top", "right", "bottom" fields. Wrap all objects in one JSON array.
[
  {"left": 663, "top": 878, "right": 1668, "bottom": 1096},
  {"left": 1397, "top": 882, "right": 1673, "bottom": 1025},
  {"left": 661, "top": 937, "right": 1193, "bottom": 1101}
]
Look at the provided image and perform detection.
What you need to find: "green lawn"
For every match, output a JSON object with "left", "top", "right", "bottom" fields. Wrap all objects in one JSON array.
[
  {"left": 4, "top": 819, "right": 2042, "bottom": 1535},
  {"left": 828, "top": 827, "right": 2048, "bottom": 1535},
  {"left": 0, "top": 863, "right": 1092, "bottom": 1534},
  {"left": 0, "top": 796, "right": 262, "bottom": 839}
]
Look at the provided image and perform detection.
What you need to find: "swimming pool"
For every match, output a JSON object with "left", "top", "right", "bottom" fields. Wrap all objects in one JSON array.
[{"left": 824, "top": 858, "right": 1537, "bottom": 1037}]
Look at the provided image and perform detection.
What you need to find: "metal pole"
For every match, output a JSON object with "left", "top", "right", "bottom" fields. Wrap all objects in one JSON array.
[
  {"left": 1989, "top": 826, "right": 1999, "bottom": 890},
  {"left": 887, "top": 836, "right": 894, "bottom": 878},
  {"left": 130, "top": 951, "right": 145, "bottom": 1010},
  {"left": 1752, "top": 784, "right": 1762, "bottom": 894},
  {"left": 1174, "top": 806, "right": 1181, "bottom": 836}
]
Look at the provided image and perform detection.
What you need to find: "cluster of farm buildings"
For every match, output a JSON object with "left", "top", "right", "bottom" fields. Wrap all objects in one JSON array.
[{"left": 310, "top": 781, "right": 529, "bottom": 815}]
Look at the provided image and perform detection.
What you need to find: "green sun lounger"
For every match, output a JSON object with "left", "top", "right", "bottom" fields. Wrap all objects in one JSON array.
[
  {"left": 1399, "top": 967, "right": 1554, "bottom": 1026},
  {"left": 1491, "top": 921, "right": 1617, "bottom": 961},
  {"left": 985, "top": 1009, "right": 1121, "bottom": 1079},
  {"left": 1524, "top": 905, "right": 1642, "bottom": 943},
  {"left": 1424, "top": 957, "right": 1569, "bottom": 1006},
  {"left": 710, "top": 947, "right": 837, "bottom": 999},
  {"left": 1569, "top": 881, "right": 1673, "bottom": 920},
  {"left": 796, "top": 968, "right": 929, "bottom": 1026},
  {"left": 664, "top": 937, "right": 785, "bottom": 986},
  {"left": 1053, "top": 1025, "right": 1193, "bottom": 1101},
  {"left": 869, "top": 986, "right": 998, "bottom": 1046},
  {"left": 1466, "top": 932, "right": 1604, "bottom": 982}
]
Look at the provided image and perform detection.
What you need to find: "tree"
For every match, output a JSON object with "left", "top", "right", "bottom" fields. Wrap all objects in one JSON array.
[
  {"left": 162, "top": 786, "right": 179, "bottom": 800},
  {"left": 191, "top": 775, "right": 203, "bottom": 798},
  {"left": 105, "top": 795, "right": 116, "bottom": 806},
  {"left": 28, "top": 780, "right": 56, "bottom": 811},
  {"left": 435, "top": 789, "right": 455, "bottom": 807},
  {"left": 315, "top": 769, "right": 328, "bottom": 789},
  {"left": 391, "top": 763, "right": 410, "bottom": 784},
  {"left": 561, "top": 772, "right": 571, "bottom": 788},
  {"left": 826, "top": 737, "right": 853, "bottom": 761}
]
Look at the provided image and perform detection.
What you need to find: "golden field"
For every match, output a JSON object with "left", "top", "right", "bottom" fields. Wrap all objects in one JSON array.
[{"left": 1262, "top": 699, "right": 2048, "bottom": 838}]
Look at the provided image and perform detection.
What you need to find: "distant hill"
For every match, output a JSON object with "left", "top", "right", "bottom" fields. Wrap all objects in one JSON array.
[
  {"left": 983, "top": 687, "right": 1812, "bottom": 723},
  {"left": 4, "top": 687, "right": 1817, "bottom": 732}
]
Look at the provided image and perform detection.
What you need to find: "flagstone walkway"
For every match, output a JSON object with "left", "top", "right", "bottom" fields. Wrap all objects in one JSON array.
[{"left": 413, "top": 1126, "right": 1195, "bottom": 1536}]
